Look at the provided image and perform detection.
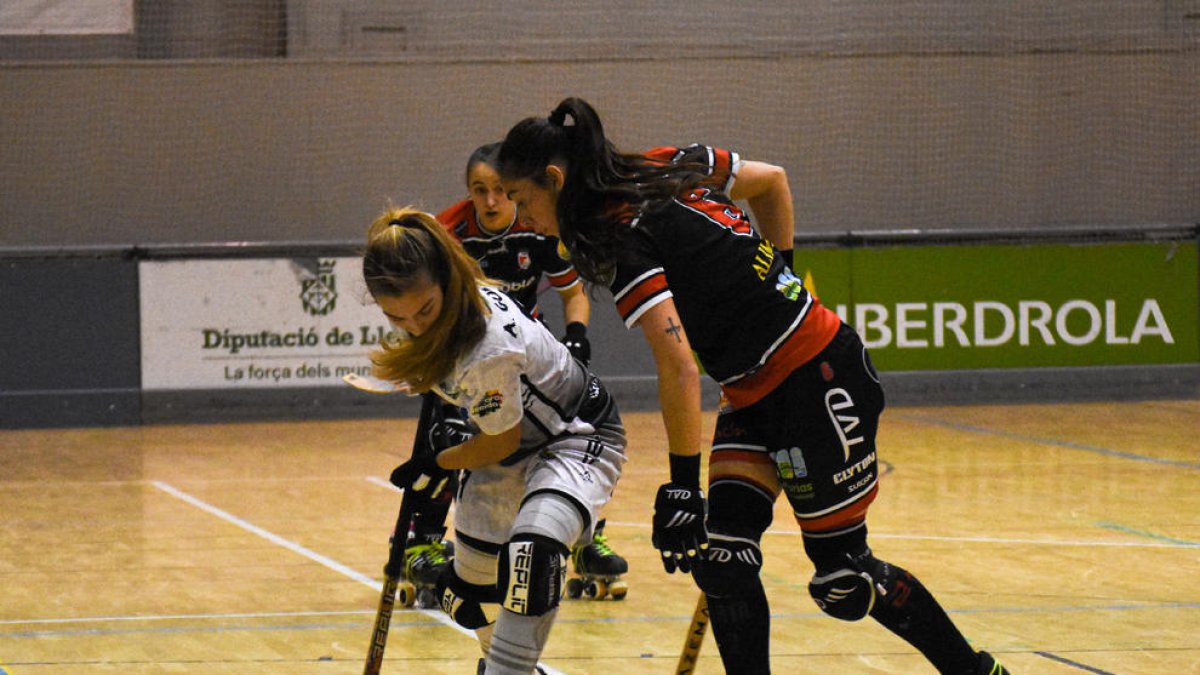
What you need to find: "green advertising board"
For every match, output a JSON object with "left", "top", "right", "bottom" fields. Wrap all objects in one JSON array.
[{"left": 795, "top": 240, "right": 1199, "bottom": 371}]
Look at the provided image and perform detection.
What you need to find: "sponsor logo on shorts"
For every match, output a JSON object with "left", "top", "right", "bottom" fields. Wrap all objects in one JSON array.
[
  {"left": 833, "top": 451, "right": 876, "bottom": 486},
  {"left": 772, "top": 447, "right": 808, "bottom": 480},
  {"left": 825, "top": 387, "right": 865, "bottom": 461}
]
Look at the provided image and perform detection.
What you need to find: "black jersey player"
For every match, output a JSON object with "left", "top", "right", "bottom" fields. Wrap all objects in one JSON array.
[{"left": 496, "top": 97, "right": 1011, "bottom": 675}]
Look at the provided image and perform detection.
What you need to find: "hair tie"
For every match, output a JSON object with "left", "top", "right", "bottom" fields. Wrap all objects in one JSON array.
[{"left": 388, "top": 218, "right": 422, "bottom": 230}]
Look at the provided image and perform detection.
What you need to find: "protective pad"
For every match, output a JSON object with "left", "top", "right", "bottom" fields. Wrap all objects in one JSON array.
[
  {"left": 497, "top": 534, "right": 567, "bottom": 616},
  {"left": 436, "top": 565, "right": 500, "bottom": 630},
  {"left": 692, "top": 532, "right": 764, "bottom": 596},
  {"left": 808, "top": 567, "right": 877, "bottom": 621}
]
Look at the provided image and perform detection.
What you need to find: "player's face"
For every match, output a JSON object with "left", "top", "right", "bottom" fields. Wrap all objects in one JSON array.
[
  {"left": 467, "top": 162, "right": 516, "bottom": 233},
  {"left": 375, "top": 276, "right": 443, "bottom": 338},
  {"left": 503, "top": 168, "right": 561, "bottom": 237}
]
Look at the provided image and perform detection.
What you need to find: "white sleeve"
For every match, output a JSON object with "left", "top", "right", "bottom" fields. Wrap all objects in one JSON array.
[{"left": 460, "top": 352, "right": 524, "bottom": 436}]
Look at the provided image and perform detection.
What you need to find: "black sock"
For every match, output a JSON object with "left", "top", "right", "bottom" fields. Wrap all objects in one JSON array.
[
  {"left": 707, "top": 580, "right": 772, "bottom": 675},
  {"left": 869, "top": 565, "right": 978, "bottom": 674}
]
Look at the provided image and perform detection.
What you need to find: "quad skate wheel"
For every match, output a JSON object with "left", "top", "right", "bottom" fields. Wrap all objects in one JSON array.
[
  {"left": 566, "top": 577, "right": 584, "bottom": 599},
  {"left": 584, "top": 579, "right": 607, "bottom": 600},
  {"left": 608, "top": 580, "right": 628, "bottom": 600},
  {"left": 396, "top": 581, "right": 417, "bottom": 608}
]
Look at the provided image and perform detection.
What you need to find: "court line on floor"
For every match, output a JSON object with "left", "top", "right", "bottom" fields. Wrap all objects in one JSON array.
[
  {"left": 891, "top": 413, "right": 1200, "bottom": 470},
  {"left": 150, "top": 481, "right": 568, "bottom": 675},
  {"left": 1034, "top": 651, "right": 1116, "bottom": 674}
]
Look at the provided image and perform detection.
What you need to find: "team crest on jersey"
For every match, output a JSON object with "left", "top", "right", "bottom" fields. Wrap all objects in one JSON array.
[
  {"left": 516, "top": 250, "right": 531, "bottom": 270},
  {"left": 473, "top": 389, "right": 503, "bottom": 417}
]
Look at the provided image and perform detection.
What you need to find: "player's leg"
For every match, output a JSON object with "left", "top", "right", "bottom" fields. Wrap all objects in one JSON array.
[
  {"left": 486, "top": 414, "right": 626, "bottom": 674},
  {"left": 789, "top": 325, "right": 1010, "bottom": 674},
  {"left": 804, "top": 523, "right": 1009, "bottom": 674},
  {"left": 487, "top": 490, "right": 581, "bottom": 674},
  {"left": 689, "top": 408, "right": 781, "bottom": 674}
]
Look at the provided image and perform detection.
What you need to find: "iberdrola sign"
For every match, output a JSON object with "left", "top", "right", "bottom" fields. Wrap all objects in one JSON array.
[{"left": 795, "top": 240, "right": 1198, "bottom": 371}]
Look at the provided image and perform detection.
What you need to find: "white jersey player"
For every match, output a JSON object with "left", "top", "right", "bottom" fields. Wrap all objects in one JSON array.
[{"left": 362, "top": 206, "right": 626, "bottom": 675}]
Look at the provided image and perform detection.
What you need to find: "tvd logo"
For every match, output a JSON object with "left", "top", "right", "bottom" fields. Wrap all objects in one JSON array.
[{"left": 824, "top": 387, "right": 864, "bottom": 462}]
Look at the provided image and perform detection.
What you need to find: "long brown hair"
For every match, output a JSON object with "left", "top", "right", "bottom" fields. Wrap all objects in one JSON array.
[{"left": 362, "top": 206, "right": 489, "bottom": 392}]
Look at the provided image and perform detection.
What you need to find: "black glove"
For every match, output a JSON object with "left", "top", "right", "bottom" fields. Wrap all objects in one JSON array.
[
  {"left": 652, "top": 482, "right": 708, "bottom": 574},
  {"left": 388, "top": 453, "right": 454, "bottom": 504},
  {"left": 778, "top": 248, "right": 794, "bottom": 270},
  {"left": 561, "top": 321, "right": 591, "bottom": 366}
]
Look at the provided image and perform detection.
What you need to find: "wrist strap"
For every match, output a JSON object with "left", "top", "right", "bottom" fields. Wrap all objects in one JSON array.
[
  {"left": 565, "top": 321, "right": 587, "bottom": 338},
  {"left": 668, "top": 453, "right": 701, "bottom": 489}
]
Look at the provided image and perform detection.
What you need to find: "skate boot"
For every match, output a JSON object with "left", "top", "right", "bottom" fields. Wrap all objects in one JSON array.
[
  {"left": 976, "top": 651, "right": 1011, "bottom": 674},
  {"left": 398, "top": 535, "right": 454, "bottom": 609},
  {"left": 477, "top": 657, "right": 547, "bottom": 674},
  {"left": 566, "top": 519, "right": 628, "bottom": 600}
]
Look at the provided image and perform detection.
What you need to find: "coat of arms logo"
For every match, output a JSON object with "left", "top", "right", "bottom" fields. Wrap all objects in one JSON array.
[{"left": 300, "top": 259, "right": 337, "bottom": 316}]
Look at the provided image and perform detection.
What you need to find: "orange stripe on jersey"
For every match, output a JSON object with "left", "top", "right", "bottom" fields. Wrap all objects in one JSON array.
[
  {"left": 721, "top": 302, "right": 842, "bottom": 410},
  {"left": 709, "top": 449, "right": 778, "bottom": 496},
  {"left": 546, "top": 267, "right": 579, "bottom": 288},
  {"left": 793, "top": 483, "right": 878, "bottom": 533},
  {"left": 615, "top": 272, "right": 669, "bottom": 322}
]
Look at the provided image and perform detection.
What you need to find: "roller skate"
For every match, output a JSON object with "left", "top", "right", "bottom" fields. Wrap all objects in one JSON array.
[
  {"left": 566, "top": 519, "right": 628, "bottom": 600},
  {"left": 397, "top": 530, "right": 454, "bottom": 609}
]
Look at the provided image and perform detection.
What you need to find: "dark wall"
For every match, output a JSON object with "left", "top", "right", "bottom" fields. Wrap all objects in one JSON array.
[{"left": 0, "top": 255, "right": 141, "bottom": 427}]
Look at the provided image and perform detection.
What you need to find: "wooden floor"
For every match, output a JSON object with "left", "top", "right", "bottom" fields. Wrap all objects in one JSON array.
[{"left": 1, "top": 399, "right": 1198, "bottom": 674}]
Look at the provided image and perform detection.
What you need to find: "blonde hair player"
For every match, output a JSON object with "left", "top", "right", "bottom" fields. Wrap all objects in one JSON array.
[{"left": 363, "top": 207, "right": 627, "bottom": 675}]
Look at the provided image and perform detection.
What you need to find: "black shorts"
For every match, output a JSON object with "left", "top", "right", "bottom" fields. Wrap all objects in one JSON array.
[{"left": 713, "top": 323, "right": 885, "bottom": 532}]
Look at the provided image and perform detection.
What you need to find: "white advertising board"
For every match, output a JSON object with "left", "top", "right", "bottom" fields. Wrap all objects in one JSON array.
[
  {"left": 140, "top": 257, "right": 395, "bottom": 391},
  {"left": 0, "top": 0, "right": 133, "bottom": 35}
]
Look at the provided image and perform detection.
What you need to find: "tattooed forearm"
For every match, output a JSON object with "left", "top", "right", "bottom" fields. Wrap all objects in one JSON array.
[{"left": 665, "top": 317, "right": 683, "bottom": 343}]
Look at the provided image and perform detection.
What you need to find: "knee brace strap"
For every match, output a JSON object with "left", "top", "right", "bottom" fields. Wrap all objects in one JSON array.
[
  {"left": 436, "top": 566, "right": 500, "bottom": 630},
  {"left": 497, "top": 534, "right": 568, "bottom": 616}
]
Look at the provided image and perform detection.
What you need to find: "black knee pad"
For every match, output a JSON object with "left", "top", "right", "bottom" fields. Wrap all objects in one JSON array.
[
  {"left": 808, "top": 566, "right": 877, "bottom": 621},
  {"left": 436, "top": 566, "right": 500, "bottom": 630},
  {"left": 693, "top": 532, "right": 764, "bottom": 597},
  {"left": 695, "top": 481, "right": 774, "bottom": 596},
  {"left": 496, "top": 534, "right": 568, "bottom": 616}
]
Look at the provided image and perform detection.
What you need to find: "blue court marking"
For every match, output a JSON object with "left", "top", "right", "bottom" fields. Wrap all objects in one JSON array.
[
  {"left": 1035, "top": 651, "right": 1116, "bottom": 674},
  {"left": 892, "top": 413, "right": 1200, "bottom": 470},
  {"left": 1095, "top": 521, "right": 1200, "bottom": 547}
]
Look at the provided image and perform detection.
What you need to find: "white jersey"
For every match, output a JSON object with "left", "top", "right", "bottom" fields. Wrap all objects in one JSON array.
[{"left": 432, "top": 285, "right": 593, "bottom": 460}]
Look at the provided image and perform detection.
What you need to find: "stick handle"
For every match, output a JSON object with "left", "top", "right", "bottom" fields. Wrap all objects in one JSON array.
[{"left": 675, "top": 593, "right": 709, "bottom": 675}]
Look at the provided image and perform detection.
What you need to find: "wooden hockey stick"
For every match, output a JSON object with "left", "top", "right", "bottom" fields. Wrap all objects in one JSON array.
[{"left": 675, "top": 593, "right": 709, "bottom": 675}]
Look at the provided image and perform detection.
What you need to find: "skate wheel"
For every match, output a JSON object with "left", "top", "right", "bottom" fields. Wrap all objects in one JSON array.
[
  {"left": 583, "top": 579, "right": 607, "bottom": 600},
  {"left": 608, "top": 580, "right": 628, "bottom": 600},
  {"left": 566, "top": 577, "right": 584, "bottom": 599},
  {"left": 396, "top": 581, "right": 417, "bottom": 608}
]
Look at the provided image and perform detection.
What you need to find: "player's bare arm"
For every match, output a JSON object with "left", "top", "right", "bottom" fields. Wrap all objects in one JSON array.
[
  {"left": 557, "top": 282, "right": 591, "bottom": 326},
  {"left": 729, "top": 160, "right": 795, "bottom": 254},
  {"left": 636, "top": 299, "right": 703, "bottom": 459},
  {"left": 435, "top": 423, "right": 522, "bottom": 470}
]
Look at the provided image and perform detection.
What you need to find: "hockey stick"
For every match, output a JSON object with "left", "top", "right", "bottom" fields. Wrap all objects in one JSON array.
[
  {"left": 363, "top": 393, "right": 451, "bottom": 674},
  {"left": 675, "top": 593, "right": 709, "bottom": 675},
  {"left": 363, "top": 488, "right": 417, "bottom": 675}
]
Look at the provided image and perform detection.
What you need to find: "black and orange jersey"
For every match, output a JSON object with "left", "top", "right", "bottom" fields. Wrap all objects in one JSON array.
[
  {"left": 608, "top": 187, "right": 841, "bottom": 410},
  {"left": 436, "top": 200, "right": 580, "bottom": 318},
  {"left": 643, "top": 144, "right": 741, "bottom": 195}
]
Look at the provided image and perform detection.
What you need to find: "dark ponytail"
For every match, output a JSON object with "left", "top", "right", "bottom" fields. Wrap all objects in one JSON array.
[{"left": 498, "top": 97, "right": 706, "bottom": 283}]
